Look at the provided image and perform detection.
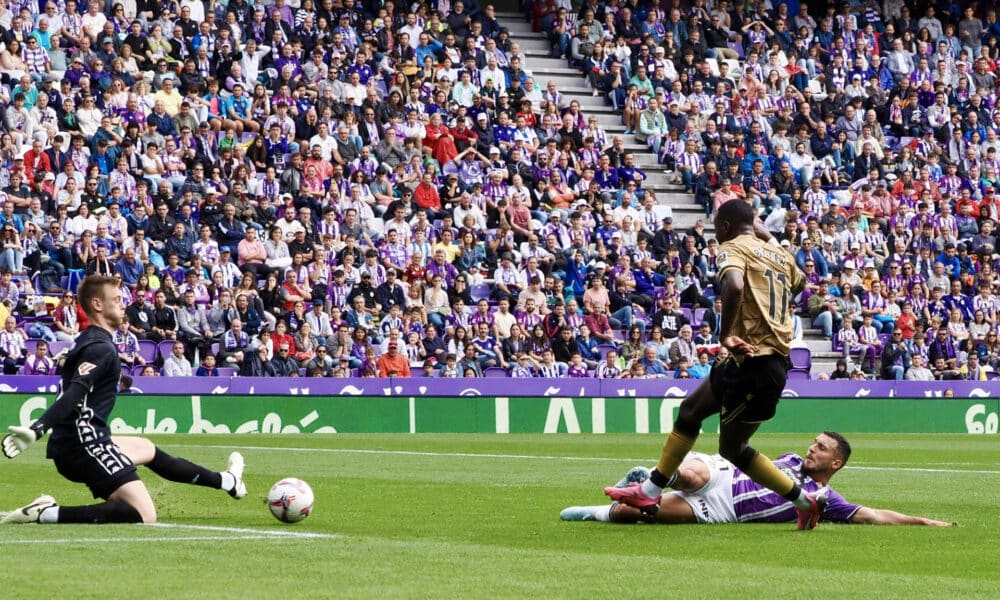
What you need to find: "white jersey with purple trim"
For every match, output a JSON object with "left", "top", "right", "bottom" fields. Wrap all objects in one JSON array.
[{"left": 731, "top": 453, "right": 861, "bottom": 523}]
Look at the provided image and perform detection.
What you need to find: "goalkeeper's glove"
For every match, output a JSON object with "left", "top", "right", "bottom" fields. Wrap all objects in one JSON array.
[{"left": 2, "top": 424, "right": 45, "bottom": 459}]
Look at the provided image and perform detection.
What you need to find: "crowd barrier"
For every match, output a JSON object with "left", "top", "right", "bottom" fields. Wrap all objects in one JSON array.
[{"left": 0, "top": 378, "right": 996, "bottom": 435}]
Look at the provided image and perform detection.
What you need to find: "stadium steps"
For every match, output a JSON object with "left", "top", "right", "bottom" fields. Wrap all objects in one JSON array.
[
  {"left": 499, "top": 13, "right": 836, "bottom": 377},
  {"left": 800, "top": 322, "right": 842, "bottom": 375},
  {"left": 496, "top": 14, "right": 704, "bottom": 218}
]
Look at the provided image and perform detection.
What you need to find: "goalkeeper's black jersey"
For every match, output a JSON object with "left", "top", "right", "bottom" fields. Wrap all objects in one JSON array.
[{"left": 45, "top": 326, "right": 122, "bottom": 458}]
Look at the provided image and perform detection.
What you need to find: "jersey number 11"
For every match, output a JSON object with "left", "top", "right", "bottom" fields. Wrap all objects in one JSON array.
[{"left": 763, "top": 268, "right": 788, "bottom": 324}]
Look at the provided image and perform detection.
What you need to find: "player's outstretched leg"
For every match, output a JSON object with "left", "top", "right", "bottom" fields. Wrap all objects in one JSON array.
[
  {"left": 0, "top": 495, "right": 58, "bottom": 524},
  {"left": 117, "top": 437, "right": 246, "bottom": 499},
  {"left": 1, "top": 494, "right": 145, "bottom": 524},
  {"left": 225, "top": 451, "right": 247, "bottom": 499},
  {"left": 560, "top": 505, "right": 612, "bottom": 522},
  {"left": 145, "top": 448, "right": 246, "bottom": 499},
  {"left": 561, "top": 503, "right": 649, "bottom": 523},
  {"left": 606, "top": 380, "right": 719, "bottom": 512},
  {"left": 563, "top": 497, "right": 699, "bottom": 525}
]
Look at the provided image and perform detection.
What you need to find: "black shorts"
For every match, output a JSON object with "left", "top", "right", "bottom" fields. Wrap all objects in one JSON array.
[
  {"left": 52, "top": 441, "right": 140, "bottom": 500},
  {"left": 709, "top": 354, "right": 790, "bottom": 425}
]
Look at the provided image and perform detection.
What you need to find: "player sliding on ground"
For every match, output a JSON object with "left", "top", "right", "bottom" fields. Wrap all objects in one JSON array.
[
  {"left": 606, "top": 200, "right": 827, "bottom": 529},
  {"left": 566, "top": 432, "right": 954, "bottom": 527},
  {"left": 1, "top": 274, "right": 246, "bottom": 525}
]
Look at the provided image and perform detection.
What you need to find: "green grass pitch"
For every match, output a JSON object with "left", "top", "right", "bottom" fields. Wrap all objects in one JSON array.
[{"left": 0, "top": 433, "right": 996, "bottom": 599}]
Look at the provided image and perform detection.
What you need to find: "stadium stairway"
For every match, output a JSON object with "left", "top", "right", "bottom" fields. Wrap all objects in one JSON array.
[
  {"left": 498, "top": 13, "right": 838, "bottom": 376},
  {"left": 497, "top": 14, "right": 710, "bottom": 230}
]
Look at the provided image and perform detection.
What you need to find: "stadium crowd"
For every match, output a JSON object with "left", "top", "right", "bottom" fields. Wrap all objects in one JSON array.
[{"left": 0, "top": 0, "right": 997, "bottom": 381}]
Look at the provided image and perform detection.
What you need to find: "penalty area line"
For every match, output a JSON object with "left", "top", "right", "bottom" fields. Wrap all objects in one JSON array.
[
  {"left": 0, "top": 524, "right": 339, "bottom": 545},
  {"left": 151, "top": 523, "right": 339, "bottom": 539},
  {"left": 179, "top": 444, "right": 1000, "bottom": 475},
  {"left": 0, "top": 535, "right": 292, "bottom": 545}
]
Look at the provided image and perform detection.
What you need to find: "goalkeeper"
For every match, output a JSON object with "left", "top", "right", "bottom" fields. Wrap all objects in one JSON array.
[{"left": 1, "top": 275, "right": 246, "bottom": 525}]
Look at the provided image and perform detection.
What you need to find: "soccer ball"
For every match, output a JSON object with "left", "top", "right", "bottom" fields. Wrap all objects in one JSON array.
[{"left": 267, "top": 478, "right": 314, "bottom": 523}]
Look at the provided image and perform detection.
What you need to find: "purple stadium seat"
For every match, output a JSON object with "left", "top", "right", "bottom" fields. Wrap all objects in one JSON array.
[
  {"left": 789, "top": 347, "right": 812, "bottom": 371},
  {"left": 470, "top": 283, "right": 491, "bottom": 302},
  {"left": 137, "top": 340, "right": 158, "bottom": 364},
  {"left": 484, "top": 367, "right": 508, "bottom": 377},
  {"left": 787, "top": 369, "right": 810, "bottom": 380},
  {"left": 47, "top": 341, "right": 72, "bottom": 356}
]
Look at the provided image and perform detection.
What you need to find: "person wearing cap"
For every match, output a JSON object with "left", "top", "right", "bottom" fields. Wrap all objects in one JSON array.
[
  {"left": 463, "top": 107, "right": 491, "bottom": 144},
  {"left": 650, "top": 216, "right": 681, "bottom": 259},
  {"left": 844, "top": 73, "right": 867, "bottom": 101},
  {"left": 819, "top": 198, "right": 846, "bottom": 230},
  {"left": 376, "top": 338, "right": 410, "bottom": 377}
]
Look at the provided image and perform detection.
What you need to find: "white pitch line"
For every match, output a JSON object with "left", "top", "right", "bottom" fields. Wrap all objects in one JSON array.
[
  {"left": 0, "top": 524, "right": 340, "bottom": 546},
  {"left": 848, "top": 466, "right": 1000, "bottom": 475},
  {"left": 151, "top": 522, "right": 339, "bottom": 539},
  {"left": 0, "top": 535, "right": 285, "bottom": 545},
  {"left": 179, "top": 444, "right": 1000, "bottom": 475}
]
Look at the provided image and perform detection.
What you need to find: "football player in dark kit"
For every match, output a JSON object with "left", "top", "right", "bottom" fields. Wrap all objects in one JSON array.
[
  {"left": 1, "top": 275, "right": 246, "bottom": 524},
  {"left": 606, "top": 200, "right": 826, "bottom": 529}
]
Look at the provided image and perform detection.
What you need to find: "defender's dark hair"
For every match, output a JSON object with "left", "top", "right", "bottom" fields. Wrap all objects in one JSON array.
[{"left": 823, "top": 431, "right": 852, "bottom": 467}]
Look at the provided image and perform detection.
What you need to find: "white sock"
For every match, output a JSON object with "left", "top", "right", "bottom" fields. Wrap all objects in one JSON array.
[
  {"left": 594, "top": 505, "right": 613, "bottom": 522},
  {"left": 220, "top": 471, "right": 236, "bottom": 492},
  {"left": 38, "top": 506, "right": 58, "bottom": 524},
  {"left": 640, "top": 479, "right": 664, "bottom": 499}
]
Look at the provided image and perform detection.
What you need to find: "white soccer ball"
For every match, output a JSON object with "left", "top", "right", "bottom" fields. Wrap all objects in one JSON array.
[{"left": 267, "top": 478, "right": 314, "bottom": 523}]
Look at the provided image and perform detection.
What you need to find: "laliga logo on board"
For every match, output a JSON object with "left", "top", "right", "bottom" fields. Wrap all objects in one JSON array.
[{"left": 965, "top": 404, "right": 998, "bottom": 434}]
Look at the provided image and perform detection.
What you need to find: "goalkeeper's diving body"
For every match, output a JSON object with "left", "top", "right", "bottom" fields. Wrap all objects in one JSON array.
[
  {"left": 607, "top": 200, "right": 824, "bottom": 529},
  {"left": 1, "top": 275, "right": 246, "bottom": 524},
  {"left": 566, "top": 432, "right": 953, "bottom": 527}
]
